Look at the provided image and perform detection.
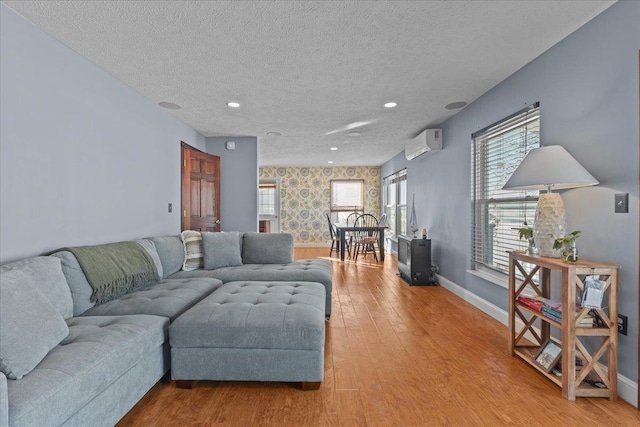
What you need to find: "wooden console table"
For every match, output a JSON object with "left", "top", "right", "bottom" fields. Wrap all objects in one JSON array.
[{"left": 508, "top": 251, "right": 619, "bottom": 400}]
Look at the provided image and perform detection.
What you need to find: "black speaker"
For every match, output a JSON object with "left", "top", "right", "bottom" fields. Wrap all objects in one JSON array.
[{"left": 398, "top": 235, "right": 432, "bottom": 285}]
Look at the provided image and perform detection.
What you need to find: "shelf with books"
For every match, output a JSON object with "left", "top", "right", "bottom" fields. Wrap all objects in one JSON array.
[
  {"left": 507, "top": 251, "right": 619, "bottom": 401},
  {"left": 515, "top": 296, "right": 601, "bottom": 331},
  {"left": 515, "top": 301, "right": 561, "bottom": 328}
]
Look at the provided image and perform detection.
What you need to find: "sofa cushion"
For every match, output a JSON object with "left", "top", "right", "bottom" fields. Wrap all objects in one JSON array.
[
  {"left": 148, "top": 235, "right": 184, "bottom": 278},
  {"left": 242, "top": 233, "right": 293, "bottom": 264},
  {"left": 0, "top": 256, "right": 73, "bottom": 319},
  {"left": 81, "top": 277, "right": 222, "bottom": 321},
  {"left": 136, "top": 239, "right": 163, "bottom": 279},
  {"left": 50, "top": 250, "right": 95, "bottom": 316},
  {"left": 202, "top": 231, "right": 243, "bottom": 270},
  {"left": 0, "top": 269, "right": 69, "bottom": 380},
  {"left": 181, "top": 230, "right": 204, "bottom": 271},
  {"left": 208, "top": 260, "right": 332, "bottom": 289},
  {"left": 207, "top": 259, "right": 333, "bottom": 315},
  {"left": 167, "top": 269, "right": 217, "bottom": 279},
  {"left": 6, "top": 315, "right": 167, "bottom": 427},
  {"left": 170, "top": 281, "right": 325, "bottom": 350}
]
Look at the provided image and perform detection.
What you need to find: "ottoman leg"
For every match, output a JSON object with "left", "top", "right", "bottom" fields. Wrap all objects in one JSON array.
[
  {"left": 301, "top": 382, "right": 321, "bottom": 390},
  {"left": 175, "top": 380, "right": 194, "bottom": 389}
]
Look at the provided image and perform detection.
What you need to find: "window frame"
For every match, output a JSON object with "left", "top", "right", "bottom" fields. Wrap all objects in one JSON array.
[
  {"left": 330, "top": 179, "right": 364, "bottom": 222},
  {"left": 258, "top": 182, "right": 277, "bottom": 216},
  {"left": 471, "top": 103, "right": 540, "bottom": 277},
  {"left": 383, "top": 169, "right": 407, "bottom": 240}
]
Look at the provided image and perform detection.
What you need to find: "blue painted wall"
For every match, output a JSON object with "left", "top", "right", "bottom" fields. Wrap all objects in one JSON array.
[
  {"left": 205, "top": 137, "right": 258, "bottom": 232},
  {"left": 381, "top": 1, "right": 639, "bottom": 383},
  {"left": 0, "top": 4, "right": 206, "bottom": 263}
]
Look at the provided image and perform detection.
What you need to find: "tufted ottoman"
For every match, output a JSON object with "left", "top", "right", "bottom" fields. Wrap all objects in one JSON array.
[{"left": 169, "top": 280, "right": 326, "bottom": 390}]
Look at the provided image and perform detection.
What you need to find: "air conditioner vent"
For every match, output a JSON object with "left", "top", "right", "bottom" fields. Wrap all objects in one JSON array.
[{"left": 405, "top": 129, "right": 442, "bottom": 160}]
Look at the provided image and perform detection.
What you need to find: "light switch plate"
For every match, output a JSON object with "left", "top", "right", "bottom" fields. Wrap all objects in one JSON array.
[{"left": 614, "top": 193, "right": 628, "bottom": 213}]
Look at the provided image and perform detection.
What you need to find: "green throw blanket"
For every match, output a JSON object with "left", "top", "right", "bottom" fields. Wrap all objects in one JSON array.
[{"left": 66, "top": 242, "right": 160, "bottom": 305}]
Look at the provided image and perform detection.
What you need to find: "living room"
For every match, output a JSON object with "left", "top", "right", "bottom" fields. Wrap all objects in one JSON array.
[{"left": 1, "top": 1, "right": 638, "bottom": 426}]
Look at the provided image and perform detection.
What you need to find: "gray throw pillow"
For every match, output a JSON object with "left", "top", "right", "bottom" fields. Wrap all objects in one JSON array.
[
  {"left": 148, "top": 236, "right": 184, "bottom": 278},
  {"left": 135, "top": 239, "right": 164, "bottom": 279},
  {"left": 0, "top": 269, "right": 69, "bottom": 380},
  {"left": 242, "top": 233, "right": 294, "bottom": 264},
  {"left": 0, "top": 256, "right": 73, "bottom": 319},
  {"left": 202, "top": 232, "right": 243, "bottom": 270}
]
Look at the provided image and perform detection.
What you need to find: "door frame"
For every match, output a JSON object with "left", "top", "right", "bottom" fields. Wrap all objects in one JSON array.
[{"left": 258, "top": 178, "right": 281, "bottom": 233}]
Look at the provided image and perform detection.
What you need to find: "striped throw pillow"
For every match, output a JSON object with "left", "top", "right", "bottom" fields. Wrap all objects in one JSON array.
[{"left": 181, "top": 230, "right": 203, "bottom": 271}]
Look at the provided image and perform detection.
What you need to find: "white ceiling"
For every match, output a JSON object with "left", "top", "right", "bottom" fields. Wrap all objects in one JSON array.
[{"left": 4, "top": 1, "right": 615, "bottom": 166}]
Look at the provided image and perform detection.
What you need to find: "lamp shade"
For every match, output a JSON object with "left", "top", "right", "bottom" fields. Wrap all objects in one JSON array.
[{"left": 502, "top": 145, "right": 598, "bottom": 191}]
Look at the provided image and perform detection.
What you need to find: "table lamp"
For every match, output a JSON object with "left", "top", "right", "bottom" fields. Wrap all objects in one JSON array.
[{"left": 502, "top": 145, "right": 598, "bottom": 257}]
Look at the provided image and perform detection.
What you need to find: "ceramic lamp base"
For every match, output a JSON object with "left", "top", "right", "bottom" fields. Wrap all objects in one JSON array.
[{"left": 533, "top": 193, "right": 567, "bottom": 257}]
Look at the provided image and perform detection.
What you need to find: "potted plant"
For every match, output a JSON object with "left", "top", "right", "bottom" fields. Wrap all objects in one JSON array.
[
  {"left": 553, "top": 230, "right": 582, "bottom": 263},
  {"left": 517, "top": 222, "right": 537, "bottom": 256}
]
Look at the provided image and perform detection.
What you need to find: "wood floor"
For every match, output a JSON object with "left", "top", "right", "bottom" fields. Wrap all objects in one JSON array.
[{"left": 118, "top": 248, "right": 639, "bottom": 426}]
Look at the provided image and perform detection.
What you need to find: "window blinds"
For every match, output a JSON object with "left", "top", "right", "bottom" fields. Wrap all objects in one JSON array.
[
  {"left": 471, "top": 103, "right": 540, "bottom": 274},
  {"left": 330, "top": 180, "right": 364, "bottom": 212}
]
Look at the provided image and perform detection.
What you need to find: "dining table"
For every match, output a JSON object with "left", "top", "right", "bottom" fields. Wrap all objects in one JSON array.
[{"left": 333, "top": 222, "right": 388, "bottom": 262}]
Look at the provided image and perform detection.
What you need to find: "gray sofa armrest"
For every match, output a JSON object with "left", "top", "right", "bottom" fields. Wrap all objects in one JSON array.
[
  {"left": 241, "top": 233, "right": 294, "bottom": 264},
  {"left": 1, "top": 372, "right": 8, "bottom": 427}
]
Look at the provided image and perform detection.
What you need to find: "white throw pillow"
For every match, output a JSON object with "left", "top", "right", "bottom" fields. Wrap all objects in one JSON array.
[{"left": 181, "top": 230, "right": 203, "bottom": 271}]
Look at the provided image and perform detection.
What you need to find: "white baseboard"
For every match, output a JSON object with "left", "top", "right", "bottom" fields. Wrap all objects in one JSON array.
[{"left": 437, "top": 274, "right": 638, "bottom": 407}]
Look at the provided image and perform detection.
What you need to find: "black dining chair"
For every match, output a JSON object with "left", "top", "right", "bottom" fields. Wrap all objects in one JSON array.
[
  {"left": 378, "top": 213, "right": 387, "bottom": 227},
  {"left": 344, "top": 212, "right": 360, "bottom": 257},
  {"left": 353, "top": 213, "right": 380, "bottom": 262},
  {"left": 326, "top": 214, "right": 340, "bottom": 257}
]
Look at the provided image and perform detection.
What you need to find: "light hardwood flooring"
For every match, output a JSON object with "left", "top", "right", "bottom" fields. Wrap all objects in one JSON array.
[{"left": 118, "top": 247, "right": 639, "bottom": 426}]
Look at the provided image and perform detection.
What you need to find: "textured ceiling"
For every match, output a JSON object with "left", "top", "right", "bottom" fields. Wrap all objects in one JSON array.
[{"left": 4, "top": 1, "right": 615, "bottom": 166}]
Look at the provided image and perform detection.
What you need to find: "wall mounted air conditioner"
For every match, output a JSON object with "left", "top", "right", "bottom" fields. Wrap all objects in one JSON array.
[{"left": 405, "top": 129, "right": 442, "bottom": 160}]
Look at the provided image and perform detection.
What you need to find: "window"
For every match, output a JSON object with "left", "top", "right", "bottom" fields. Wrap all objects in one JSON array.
[
  {"left": 383, "top": 169, "right": 407, "bottom": 239},
  {"left": 258, "top": 181, "right": 279, "bottom": 233},
  {"left": 471, "top": 103, "right": 540, "bottom": 275},
  {"left": 258, "top": 183, "right": 276, "bottom": 215},
  {"left": 330, "top": 180, "right": 364, "bottom": 222}
]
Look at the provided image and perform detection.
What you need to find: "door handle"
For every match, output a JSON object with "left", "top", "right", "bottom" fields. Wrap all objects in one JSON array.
[{"left": 215, "top": 219, "right": 221, "bottom": 224}]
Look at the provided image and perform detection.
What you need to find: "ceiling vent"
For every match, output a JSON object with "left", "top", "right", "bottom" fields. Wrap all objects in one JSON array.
[{"left": 405, "top": 129, "right": 442, "bottom": 160}]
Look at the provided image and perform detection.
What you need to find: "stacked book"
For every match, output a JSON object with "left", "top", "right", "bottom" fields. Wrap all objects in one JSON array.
[
  {"left": 552, "top": 353, "right": 586, "bottom": 377},
  {"left": 540, "top": 299, "right": 563, "bottom": 322},
  {"left": 516, "top": 295, "right": 593, "bottom": 327}
]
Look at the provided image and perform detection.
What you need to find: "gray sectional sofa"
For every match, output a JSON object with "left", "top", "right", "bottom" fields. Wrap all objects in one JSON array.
[{"left": 0, "top": 232, "right": 332, "bottom": 427}]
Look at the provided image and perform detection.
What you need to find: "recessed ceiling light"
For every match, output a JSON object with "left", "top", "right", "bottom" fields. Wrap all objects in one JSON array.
[
  {"left": 384, "top": 102, "right": 397, "bottom": 108},
  {"left": 267, "top": 132, "right": 281, "bottom": 136},
  {"left": 159, "top": 102, "right": 181, "bottom": 110},
  {"left": 347, "top": 132, "right": 361, "bottom": 137},
  {"left": 445, "top": 101, "right": 467, "bottom": 110},
  {"left": 328, "top": 161, "right": 334, "bottom": 164},
  {"left": 227, "top": 101, "right": 240, "bottom": 108},
  {"left": 330, "top": 147, "right": 338, "bottom": 151}
]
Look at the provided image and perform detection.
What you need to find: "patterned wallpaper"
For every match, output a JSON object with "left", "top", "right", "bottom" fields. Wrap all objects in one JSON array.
[{"left": 259, "top": 167, "right": 381, "bottom": 244}]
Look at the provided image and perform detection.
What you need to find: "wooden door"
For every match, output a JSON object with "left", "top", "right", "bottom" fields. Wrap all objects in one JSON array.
[{"left": 181, "top": 142, "right": 221, "bottom": 231}]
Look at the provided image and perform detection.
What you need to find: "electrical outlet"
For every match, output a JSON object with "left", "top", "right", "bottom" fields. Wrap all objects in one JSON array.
[
  {"left": 618, "top": 314, "right": 628, "bottom": 335},
  {"left": 168, "top": 203, "right": 173, "bottom": 213}
]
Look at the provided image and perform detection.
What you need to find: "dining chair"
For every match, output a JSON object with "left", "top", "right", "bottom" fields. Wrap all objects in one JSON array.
[
  {"left": 344, "top": 212, "right": 360, "bottom": 257},
  {"left": 346, "top": 212, "right": 360, "bottom": 225},
  {"left": 326, "top": 214, "right": 340, "bottom": 257},
  {"left": 353, "top": 213, "right": 380, "bottom": 262}
]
